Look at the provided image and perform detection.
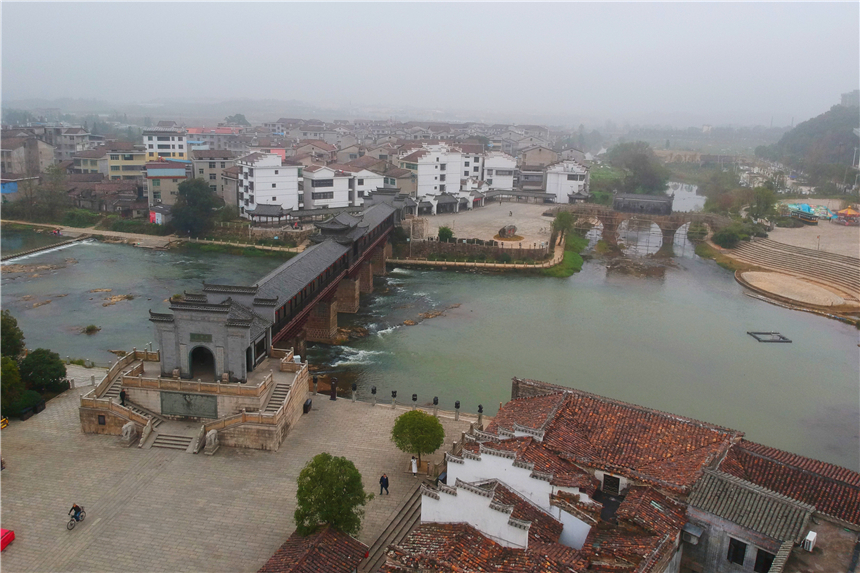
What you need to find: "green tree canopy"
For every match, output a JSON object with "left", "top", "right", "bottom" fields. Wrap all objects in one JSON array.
[
  {"left": 438, "top": 226, "right": 454, "bottom": 242},
  {"left": 552, "top": 211, "right": 574, "bottom": 236},
  {"left": 391, "top": 409, "right": 445, "bottom": 464},
  {"left": 1, "top": 310, "right": 25, "bottom": 358},
  {"left": 606, "top": 141, "right": 670, "bottom": 195},
  {"left": 294, "top": 453, "right": 371, "bottom": 536},
  {"left": 747, "top": 187, "right": 777, "bottom": 221},
  {"left": 171, "top": 178, "right": 222, "bottom": 236},
  {"left": 19, "top": 348, "right": 66, "bottom": 392},
  {"left": 225, "top": 114, "right": 251, "bottom": 126},
  {"left": 1, "top": 356, "right": 25, "bottom": 409}
]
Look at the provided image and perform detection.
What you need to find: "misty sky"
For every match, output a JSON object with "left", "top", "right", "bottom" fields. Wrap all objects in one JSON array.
[{"left": 2, "top": 2, "right": 858, "bottom": 126}]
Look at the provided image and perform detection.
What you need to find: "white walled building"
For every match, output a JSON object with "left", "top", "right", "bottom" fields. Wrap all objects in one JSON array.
[
  {"left": 399, "top": 143, "right": 463, "bottom": 200},
  {"left": 237, "top": 153, "right": 300, "bottom": 218},
  {"left": 545, "top": 160, "right": 589, "bottom": 203},
  {"left": 332, "top": 165, "right": 384, "bottom": 207},
  {"left": 483, "top": 151, "right": 516, "bottom": 190},
  {"left": 143, "top": 128, "right": 188, "bottom": 162},
  {"left": 302, "top": 165, "right": 352, "bottom": 210}
]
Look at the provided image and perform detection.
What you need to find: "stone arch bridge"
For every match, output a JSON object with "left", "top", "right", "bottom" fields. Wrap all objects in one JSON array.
[{"left": 556, "top": 204, "right": 731, "bottom": 247}]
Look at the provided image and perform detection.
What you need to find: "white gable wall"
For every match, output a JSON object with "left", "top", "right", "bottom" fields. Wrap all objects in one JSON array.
[{"left": 421, "top": 487, "right": 530, "bottom": 549}]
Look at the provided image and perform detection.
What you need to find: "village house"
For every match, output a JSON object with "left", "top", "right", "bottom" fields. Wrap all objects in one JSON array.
[
  {"left": 258, "top": 526, "right": 368, "bottom": 573},
  {"left": 398, "top": 142, "right": 464, "bottom": 200},
  {"left": 302, "top": 164, "right": 353, "bottom": 210},
  {"left": 335, "top": 143, "right": 367, "bottom": 164},
  {"left": 1, "top": 136, "right": 55, "bottom": 175},
  {"left": 143, "top": 127, "right": 188, "bottom": 161},
  {"left": 185, "top": 127, "right": 249, "bottom": 154},
  {"left": 519, "top": 145, "right": 559, "bottom": 167},
  {"left": 237, "top": 152, "right": 301, "bottom": 218},
  {"left": 38, "top": 125, "right": 95, "bottom": 161},
  {"left": 73, "top": 143, "right": 147, "bottom": 181},
  {"left": 545, "top": 160, "right": 590, "bottom": 203},
  {"left": 293, "top": 140, "right": 337, "bottom": 162},
  {"left": 190, "top": 149, "right": 238, "bottom": 199},
  {"left": 143, "top": 160, "right": 190, "bottom": 207},
  {"left": 220, "top": 165, "right": 241, "bottom": 209},
  {"left": 250, "top": 138, "right": 289, "bottom": 162},
  {"left": 483, "top": 151, "right": 517, "bottom": 191}
]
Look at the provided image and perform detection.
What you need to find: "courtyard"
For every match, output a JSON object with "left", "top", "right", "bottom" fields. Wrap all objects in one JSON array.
[
  {"left": 426, "top": 201, "right": 556, "bottom": 245},
  {"left": 0, "top": 382, "right": 475, "bottom": 573}
]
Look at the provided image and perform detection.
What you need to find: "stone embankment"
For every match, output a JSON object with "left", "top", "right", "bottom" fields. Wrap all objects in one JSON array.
[{"left": 722, "top": 238, "right": 860, "bottom": 318}]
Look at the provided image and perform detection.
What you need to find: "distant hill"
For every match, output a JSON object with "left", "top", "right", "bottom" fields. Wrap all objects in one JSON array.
[{"left": 755, "top": 104, "right": 859, "bottom": 168}]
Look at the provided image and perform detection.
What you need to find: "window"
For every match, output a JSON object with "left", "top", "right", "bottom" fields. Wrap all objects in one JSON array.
[
  {"left": 110, "top": 154, "right": 120, "bottom": 160},
  {"left": 98, "top": 415, "right": 106, "bottom": 425},
  {"left": 171, "top": 145, "right": 176, "bottom": 149},
  {"left": 172, "top": 179, "right": 178, "bottom": 183},
  {"left": 312, "top": 191, "right": 334, "bottom": 200},
  {"left": 474, "top": 157, "right": 480, "bottom": 162},
  {"left": 440, "top": 164, "right": 446, "bottom": 171},
  {"left": 157, "top": 144, "right": 171, "bottom": 150},
  {"left": 209, "top": 162, "right": 216, "bottom": 168},
  {"left": 753, "top": 550, "right": 775, "bottom": 573},
  {"left": 380, "top": 154, "right": 388, "bottom": 160},
  {"left": 209, "top": 174, "right": 216, "bottom": 180},
  {"left": 152, "top": 191, "right": 161, "bottom": 200},
  {"left": 440, "top": 185, "right": 446, "bottom": 192},
  {"left": 465, "top": 161, "right": 470, "bottom": 167},
  {"left": 111, "top": 166, "right": 120, "bottom": 171},
  {"left": 271, "top": 183, "right": 276, "bottom": 188},
  {"left": 148, "top": 136, "right": 153, "bottom": 141},
  {"left": 272, "top": 196, "right": 277, "bottom": 201},
  {"left": 199, "top": 169, "right": 204, "bottom": 175},
  {"left": 148, "top": 145, "right": 153, "bottom": 149},
  {"left": 220, "top": 162, "right": 226, "bottom": 168},
  {"left": 440, "top": 174, "right": 446, "bottom": 182},
  {"left": 464, "top": 171, "right": 469, "bottom": 176},
  {"left": 487, "top": 178, "right": 493, "bottom": 185},
  {"left": 178, "top": 145, "right": 183, "bottom": 149},
  {"left": 274, "top": 170, "right": 279, "bottom": 175},
  {"left": 496, "top": 170, "right": 513, "bottom": 176},
  {"left": 311, "top": 179, "right": 334, "bottom": 188},
  {"left": 152, "top": 179, "right": 160, "bottom": 187},
  {"left": 157, "top": 136, "right": 170, "bottom": 141},
  {"left": 210, "top": 185, "right": 217, "bottom": 193},
  {"left": 727, "top": 538, "right": 747, "bottom": 565},
  {"left": 486, "top": 169, "right": 494, "bottom": 176},
  {"left": 349, "top": 154, "right": 358, "bottom": 159},
  {"left": 357, "top": 178, "right": 364, "bottom": 185},
  {"left": 473, "top": 166, "right": 479, "bottom": 172}
]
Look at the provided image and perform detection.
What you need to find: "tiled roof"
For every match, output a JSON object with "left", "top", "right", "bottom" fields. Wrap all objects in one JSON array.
[
  {"left": 257, "top": 526, "right": 368, "bottom": 573},
  {"left": 399, "top": 150, "right": 428, "bottom": 162},
  {"left": 487, "top": 392, "right": 566, "bottom": 433},
  {"left": 718, "top": 440, "right": 860, "bottom": 525},
  {"left": 222, "top": 165, "right": 241, "bottom": 177},
  {"left": 297, "top": 140, "right": 337, "bottom": 152},
  {"left": 382, "top": 167, "right": 412, "bottom": 178},
  {"left": 615, "top": 487, "right": 686, "bottom": 536},
  {"left": 1, "top": 137, "right": 27, "bottom": 149},
  {"left": 345, "top": 155, "right": 385, "bottom": 170},
  {"left": 382, "top": 522, "right": 586, "bottom": 573},
  {"left": 688, "top": 470, "right": 813, "bottom": 542},
  {"left": 192, "top": 149, "right": 238, "bottom": 160},
  {"left": 74, "top": 148, "right": 107, "bottom": 159},
  {"left": 457, "top": 143, "right": 485, "bottom": 155},
  {"left": 483, "top": 480, "right": 563, "bottom": 544},
  {"left": 514, "top": 386, "right": 742, "bottom": 493}
]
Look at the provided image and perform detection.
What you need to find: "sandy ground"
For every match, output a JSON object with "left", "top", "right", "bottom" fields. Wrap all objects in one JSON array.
[
  {"left": 425, "top": 202, "right": 555, "bottom": 246},
  {"left": 741, "top": 272, "right": 847, "bottom": 307},
  {"left": 771, "top": 200, "right": 860, "bottom": 258}
]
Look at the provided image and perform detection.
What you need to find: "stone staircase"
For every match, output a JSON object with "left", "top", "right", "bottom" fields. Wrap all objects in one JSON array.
[
  {"left": 102, "top": 376, "right": 122, "bottom": 400},
  {"left": 729, "top": 238, "right": 860, "bottom": 299},
  {"left": 125, "top": 400, "right": 164, "bottom": 429},
  {"left": 151, "top": 434, "right": 194, "bottom": 451},
  {"left": 263, "top": 382, "right": 291, "bottom": 414},
  {"left": 359, "top": 480, "right": 425, "bottom": 573}
]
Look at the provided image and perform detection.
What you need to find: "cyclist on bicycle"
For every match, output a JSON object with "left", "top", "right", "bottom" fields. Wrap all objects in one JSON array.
[{"left": 69, "top": 504, "right": 82, "bottom": 522}]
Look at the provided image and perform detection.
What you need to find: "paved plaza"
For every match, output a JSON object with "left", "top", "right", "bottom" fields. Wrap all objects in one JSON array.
[
  {"left": 426, "top": 201, "right": 556, "bottom": 245},
  {"left": 0, "top": 385, "right": 475, "bottom": 573}
]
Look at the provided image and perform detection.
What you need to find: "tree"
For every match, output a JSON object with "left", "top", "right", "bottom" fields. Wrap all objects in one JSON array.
[
  {"left": 294, "top": 453, "right": 371, "bottom": 536},
  {"left": 747, "top": 187, "right": 777, "bottom": 221},
  {"left": 552, "top": 210, "right": 574, "bottom": 237},
  {"left": 391, "top": 409, "right": 445, "bottom": 465},
  {"left": 1, "top": 310, "right": 25, "bottom": 358},
  {"left": 225, "top": 114, "right": 251, "bottom": 126},
  {"left": 606, "top": 141, "right": 670, "bottom": 195},
  {"left": 438, "top": 226, "right": 454, "bottom": 242},
  {"left": 170, "top": 178, "right": 222, "bottom": 236},
  {"left": 1, "top": 356, "right": 25, "bottom": 408},
  {"left": 19, "top": 348, "right": 66, "bottom": 393}
]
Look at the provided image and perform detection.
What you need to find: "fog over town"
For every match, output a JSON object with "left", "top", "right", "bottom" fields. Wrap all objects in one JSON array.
[{"left": 2, "top": 2, "right": 858, "bottom": 127}]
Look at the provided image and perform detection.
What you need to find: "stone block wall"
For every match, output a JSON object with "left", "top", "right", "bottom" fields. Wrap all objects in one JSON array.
[
  {"left": 79, "top": 408, "right": 141, "bottom": 436},
  {"left": 305, "top": 300, "right": 338, "bottom": 343},
  {"left": 335, "top": 278, "right": 360, "bottom": 314},
  {"left": 408, "top": 241, "right": 550, "bottom": 261},
  {"left": 218, "top": 423, "right": 283, "bottom": 451}
]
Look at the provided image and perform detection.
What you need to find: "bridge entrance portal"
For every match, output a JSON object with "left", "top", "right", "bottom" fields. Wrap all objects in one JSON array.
[{"left": 190, "top": 346, "right": 215, "bottom": 381}]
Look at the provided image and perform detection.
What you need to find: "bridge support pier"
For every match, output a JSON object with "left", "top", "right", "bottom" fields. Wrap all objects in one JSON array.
[
  {"left": 358, "top": 262, "right": 374, "bottom": 294},
  {"left": 305, "top": 300, "right": 339, "bottom": 343},
  {"left": 335, "top": 278, "right": 360, "bottom": 314},
  {"left": 597, "top": 215, "right": 619, "bottom": 245},
  {"left": 370, "top": 244, "right": 389, "bottom": 276}
]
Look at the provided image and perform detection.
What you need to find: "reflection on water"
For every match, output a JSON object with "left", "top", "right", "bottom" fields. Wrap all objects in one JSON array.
[
  {"left": 1, "top": 227, "right": 67, "bottom": 256},
  {"left": 670, "top": 182, "right": 705, "bottom": 212}
]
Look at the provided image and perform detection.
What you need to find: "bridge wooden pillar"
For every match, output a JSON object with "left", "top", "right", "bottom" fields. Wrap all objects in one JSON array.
[
  {"left": 335, "top": 278, "right": 360, "bottom": 314},
  {"left": 358, "top": 262, "right": 374, "bottom": 294},
  {"left": 305, "top": 300, "right": 339, "bottom": 343}
]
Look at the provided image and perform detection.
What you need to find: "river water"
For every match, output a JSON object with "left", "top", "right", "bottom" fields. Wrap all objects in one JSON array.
[{"left": 2, "top": 225, "right": 858, "bottom": 470}]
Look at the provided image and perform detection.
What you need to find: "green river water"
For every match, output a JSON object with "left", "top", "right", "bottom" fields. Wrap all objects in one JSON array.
[{"left": 2, "top": 227, "right": 858, "bottom": 470}]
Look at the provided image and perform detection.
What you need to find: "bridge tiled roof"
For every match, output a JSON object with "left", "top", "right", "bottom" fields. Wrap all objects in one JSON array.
[
  {"left": 255, "top": 240, "right": 350, "bottom": 305},
  {"left": 258, "top": 525, "right": 367, "bottom": 573}
]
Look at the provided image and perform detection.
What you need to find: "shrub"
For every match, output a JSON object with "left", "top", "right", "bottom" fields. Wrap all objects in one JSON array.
[
  {"left": 4, "top": 389, "right": 44, "bottom": 418},
  {"left": 774, "top": 217, "right": 804, "bottom": 228},
  {"left": 498, "top": 253, "right": 512, "bottom": 264},
  {"left": 1, "top": 356, "right": 25, "bottom": 409},
  {"left": 438, "top": 226, "right": 454, "bottom": 242},
  {"left": 19, "top": 348, "right": 66, "bottom": 393},
  {"left": 711, "top": 227, "right": 742, "bottom": 249},
  {"left": 62, "top": 209, "right": 101, "bottom": 228}
]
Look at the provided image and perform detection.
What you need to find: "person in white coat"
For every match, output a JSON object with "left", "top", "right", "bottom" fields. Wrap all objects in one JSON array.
[{"left": 411, "top": 456, "right": 417, "bottom": 477}]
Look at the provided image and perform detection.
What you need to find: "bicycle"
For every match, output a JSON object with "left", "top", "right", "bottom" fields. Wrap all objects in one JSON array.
[{"left": 66, "top": 506, "right": 86, "bottom": 530}]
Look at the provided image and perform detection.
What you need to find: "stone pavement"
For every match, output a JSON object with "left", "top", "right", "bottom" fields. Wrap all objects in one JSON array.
[
  {"left": 0, "top": 387, "right": 474, "bottom": 573},
  {"left": 426, "top": 202, "right": 555, "bottom": 245}
]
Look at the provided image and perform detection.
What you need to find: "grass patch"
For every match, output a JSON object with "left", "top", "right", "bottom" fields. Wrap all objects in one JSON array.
[
  {"left": 694, "top": 243, "right": 759, "bottom": 272},
  {"left": 177, "top": 242, "right": 296, "bottom": 260},
  {"left": 541, "top": 234, "right": 589, "bottom": 277}
]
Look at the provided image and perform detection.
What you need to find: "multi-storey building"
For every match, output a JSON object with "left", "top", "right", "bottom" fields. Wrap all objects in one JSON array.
[
  {"left": 143, "top": 128, "right": 188, "bottom": 162},
  {"left": 40, "top": 126, "right": 94, "bottom": 161},
  {"left": 483, "top": 151, "right": 516, "bottom": 190},
  {"left": 545, "top": 160, "right": 589, "bottom": 203},
  {"left": 1, "top": 136, "right": 55, "bottom": 175},
  {"left": 191, "top": 150, "right": 238, "bottom": 200},
  {"left": 185, "top": 127, "right": 248, "bottom": 154},
  {"left": 302, "top": 165, "right": 353, "bottom": 210},
  {"left": 73, "top": 144, "right": 147, "bottom": 181},
  {"left": 143, "top": 161, "right": 190, "bottom": 207},
  {"left": 398, "top": 143, "right": 463, "bottom": 199},
  {"left": 236, "top": 153, "right": 300, "bottom": 218}
]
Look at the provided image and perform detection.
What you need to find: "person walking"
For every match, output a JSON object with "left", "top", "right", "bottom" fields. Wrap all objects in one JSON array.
[
  {"left": 119, "top": 389, "right": 127, "bottom": 406},
  {"left": 411, "top": 456, "right": 418, "bottom": 478},
  {"left": 379, "top": 473, "right": 389, "bottom": 495}
]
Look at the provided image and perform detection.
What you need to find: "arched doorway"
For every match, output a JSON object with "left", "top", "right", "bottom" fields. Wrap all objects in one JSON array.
[{"left": 190, "top": 346, "right": 215, "bottom": 381}]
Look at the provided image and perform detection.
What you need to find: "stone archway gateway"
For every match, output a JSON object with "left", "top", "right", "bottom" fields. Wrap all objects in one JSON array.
[{"left": 190, "top": 346, "right": 215, "bottom": 381}]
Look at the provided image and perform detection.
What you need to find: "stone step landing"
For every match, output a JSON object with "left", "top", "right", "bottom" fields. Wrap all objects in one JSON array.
[{"left": 151, "top": 434, "right": 193, "bottom": 451}]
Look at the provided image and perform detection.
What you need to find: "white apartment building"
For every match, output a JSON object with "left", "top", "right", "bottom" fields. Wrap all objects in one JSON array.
[
  {"left": 399, "top": 143, "right": 464, "bottom": 200},
  {"left": 237, "top": 153, "right": 300, "bottom": 218},
  {"left": 302, "top": 165, "right": 352, "bottom": 210},
  {"left": 545, "top": 160, "right": 589, "bottom": 203},
  {"left": 143, "top": 128, "right": 188, "bottom": 161},
  {"left": 333, "top": 165, "right": 384, "bottom": 207},
  {"left": 482, "top": 151, "right": 516, "bottom": 190}
]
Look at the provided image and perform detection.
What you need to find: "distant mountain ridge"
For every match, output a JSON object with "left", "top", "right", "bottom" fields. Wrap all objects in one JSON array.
[{"left": 755, "top": 104, "right": 860, "bottom": 168}]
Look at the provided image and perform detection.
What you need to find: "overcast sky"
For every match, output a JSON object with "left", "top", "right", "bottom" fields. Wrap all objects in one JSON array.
[{"left": 2, "top": 2, "right": 858, "bottom": 126}]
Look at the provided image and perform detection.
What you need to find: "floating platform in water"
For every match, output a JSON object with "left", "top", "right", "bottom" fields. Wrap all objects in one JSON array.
[{"left": 747, "top": 331, "right": 792, "bottom": 343}]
